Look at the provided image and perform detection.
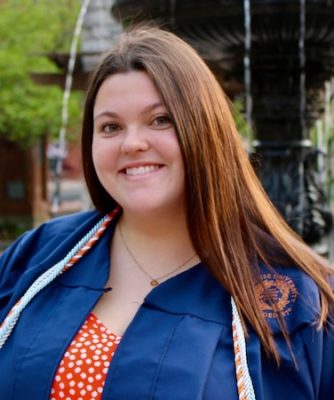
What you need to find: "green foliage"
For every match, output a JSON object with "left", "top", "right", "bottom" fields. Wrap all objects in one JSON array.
[
  {"left": 0, "top": 219, "right": 26, "bottom": 241},
  {"left": 231, "top": 98, "right": 253, "bottom": 141},
  {"left": 0, "top": 0, "right": 83, "bottom": 145}
]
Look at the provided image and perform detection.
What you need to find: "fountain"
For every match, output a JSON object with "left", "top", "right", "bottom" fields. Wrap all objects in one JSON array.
[
  {"left": 111, "top": 0, "right": 334, "bottom": 249},
  {"left": 50, "top": 0, "right": 92, "bottom": 215}
]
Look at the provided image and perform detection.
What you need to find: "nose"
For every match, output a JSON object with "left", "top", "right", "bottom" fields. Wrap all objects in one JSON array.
[{"left": 120, "top": 126, "right": 149, "bottom": 154}]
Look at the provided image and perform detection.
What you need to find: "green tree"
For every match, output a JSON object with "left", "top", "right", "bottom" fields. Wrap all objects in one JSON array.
[{"left": 0, "top": 0, "right": 83, "bottom": 145}]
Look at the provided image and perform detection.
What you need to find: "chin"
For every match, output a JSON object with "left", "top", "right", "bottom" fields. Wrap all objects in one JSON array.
[{"left": 121, "top": 199, "right": 184, "bottom": 218}]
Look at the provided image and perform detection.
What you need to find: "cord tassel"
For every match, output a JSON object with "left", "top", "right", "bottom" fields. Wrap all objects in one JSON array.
[{"left": 232, "top": 298, "right": 256, "bottom": 400}]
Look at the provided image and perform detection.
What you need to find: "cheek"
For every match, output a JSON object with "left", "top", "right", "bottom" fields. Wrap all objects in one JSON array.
[
  {"left": 91, "top": 139, "right": 101, "bottom": 173},
  {"left": 92, "top": 137, "right": 112, "bottom": 170}
]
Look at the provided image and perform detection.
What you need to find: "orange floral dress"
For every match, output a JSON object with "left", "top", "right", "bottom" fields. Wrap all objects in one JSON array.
[{"left": 50, "top": 313, "right": 121, "bottom": 400}]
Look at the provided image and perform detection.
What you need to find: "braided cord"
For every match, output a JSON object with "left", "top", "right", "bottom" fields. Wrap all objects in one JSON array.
[
  {"left": 231, "top": 297, "right": 256, "bottom": 400},
  {"left": 0, "top": 208, "right": 119, "bottom": 349}
]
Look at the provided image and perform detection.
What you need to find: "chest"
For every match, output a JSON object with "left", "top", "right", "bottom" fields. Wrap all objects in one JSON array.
[{"left": 0, "top": 281, "right": 240, "bottom": 400}]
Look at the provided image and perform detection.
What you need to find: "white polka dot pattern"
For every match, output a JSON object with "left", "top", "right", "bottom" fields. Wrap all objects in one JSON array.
[{"left": 51, "top": 313, "right": 121, "bottom": 400}]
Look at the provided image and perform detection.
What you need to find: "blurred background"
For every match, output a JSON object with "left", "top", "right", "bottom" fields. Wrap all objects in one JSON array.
[{"left": 1, "top": 0, "right": 334, "bottom": 259}]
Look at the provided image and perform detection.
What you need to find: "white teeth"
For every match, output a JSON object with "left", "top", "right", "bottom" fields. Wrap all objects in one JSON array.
[{"left": 125, "top": 165, "right": 160, "bottom": 176}]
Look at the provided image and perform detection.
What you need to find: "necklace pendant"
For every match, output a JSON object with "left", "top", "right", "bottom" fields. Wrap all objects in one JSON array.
[{"left": 150, "top": 279, "right": 159, "bottom": 286}]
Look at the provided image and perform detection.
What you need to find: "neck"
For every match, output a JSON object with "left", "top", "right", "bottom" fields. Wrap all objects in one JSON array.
[
  {"left": 121, "top": 206, "right": 188, "bottom": 238},
  {"left": 117, "top": 208, "right": 199, "bottom": 281}
]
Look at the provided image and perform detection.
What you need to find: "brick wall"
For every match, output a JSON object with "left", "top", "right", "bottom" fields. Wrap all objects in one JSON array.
[{"left": 0, "top": 137, "right": 49, "bottom": 230}]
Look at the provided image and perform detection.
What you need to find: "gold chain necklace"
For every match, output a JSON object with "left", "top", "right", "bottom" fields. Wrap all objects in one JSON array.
[{"left": 118, "top": 223, "right": 196, "bottom": 286}]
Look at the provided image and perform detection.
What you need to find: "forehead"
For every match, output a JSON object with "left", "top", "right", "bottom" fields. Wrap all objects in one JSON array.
[{"left": 94, "top": 71, "right": 162, "bottom": 109}]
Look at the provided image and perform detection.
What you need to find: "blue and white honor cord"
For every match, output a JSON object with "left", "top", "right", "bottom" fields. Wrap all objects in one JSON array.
[{"left": 0, "top": 210, "right": 116, "bottom": 349}]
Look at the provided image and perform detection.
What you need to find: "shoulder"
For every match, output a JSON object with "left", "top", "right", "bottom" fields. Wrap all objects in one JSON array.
[
  {"left": 0, "top": 210, "right": 109, "bottom": 321},
  {"left": 254, "top": 265, "right": 334, "bottom": 394},
  {"left": 256, "top": 264, "right": 321, "bottom": 334},
  {"left": 0, "top": 210, "right": 103, "bottom": 285}
]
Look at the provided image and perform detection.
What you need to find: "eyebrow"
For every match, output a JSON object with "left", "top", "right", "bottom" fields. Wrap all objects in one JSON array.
[{"left": 93, "top": 102, "right": 165, "bottom": 122}]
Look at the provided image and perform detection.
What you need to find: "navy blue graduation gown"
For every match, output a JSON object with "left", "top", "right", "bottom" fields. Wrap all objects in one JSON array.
[{"left": 0, "top": 211, "right": 333, "bottom": 399}]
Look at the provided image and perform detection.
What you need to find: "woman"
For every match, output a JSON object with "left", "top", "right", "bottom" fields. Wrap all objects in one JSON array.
[{"left": 0, "top": 26, "right": 333, "bottom": 400}]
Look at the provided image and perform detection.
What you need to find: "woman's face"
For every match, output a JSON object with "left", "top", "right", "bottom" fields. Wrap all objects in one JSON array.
[{"left": 92, "top": 71, "right": 185, "bottom": 218}]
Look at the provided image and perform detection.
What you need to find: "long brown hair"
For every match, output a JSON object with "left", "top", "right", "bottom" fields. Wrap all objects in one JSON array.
[{"left": 81, "top": 26, "right": 334, "bottom": 359}]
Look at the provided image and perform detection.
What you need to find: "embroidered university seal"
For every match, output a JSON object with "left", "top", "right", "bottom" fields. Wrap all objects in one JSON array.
[{"left": 255, "top": 273, "right": 297, "bottom": 318}]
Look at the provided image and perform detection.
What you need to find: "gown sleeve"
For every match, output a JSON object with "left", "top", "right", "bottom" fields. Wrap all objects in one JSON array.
[
  {"left": 0, "top": 230, "right": 35, "bottom": 320},
  {"left": 0, "top": 210, "right": 101, "bottom": 322},
  {"left": 252, "top": 266, "right": 334, "bottom": 399}
]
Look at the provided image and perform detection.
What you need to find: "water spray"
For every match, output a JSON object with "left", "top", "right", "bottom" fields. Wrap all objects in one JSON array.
[{"left": 51, "top": 0, "right": 91, "bottom": 215}]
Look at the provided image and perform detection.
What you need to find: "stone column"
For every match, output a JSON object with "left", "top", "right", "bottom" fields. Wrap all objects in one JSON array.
[{"left": 81, "top": 0, "right": 122, "bottom": 72}]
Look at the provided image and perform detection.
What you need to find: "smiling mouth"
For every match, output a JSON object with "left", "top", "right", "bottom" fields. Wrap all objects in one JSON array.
[{"left": 123, "top": 165, "right": 162, "bottom": 176}]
